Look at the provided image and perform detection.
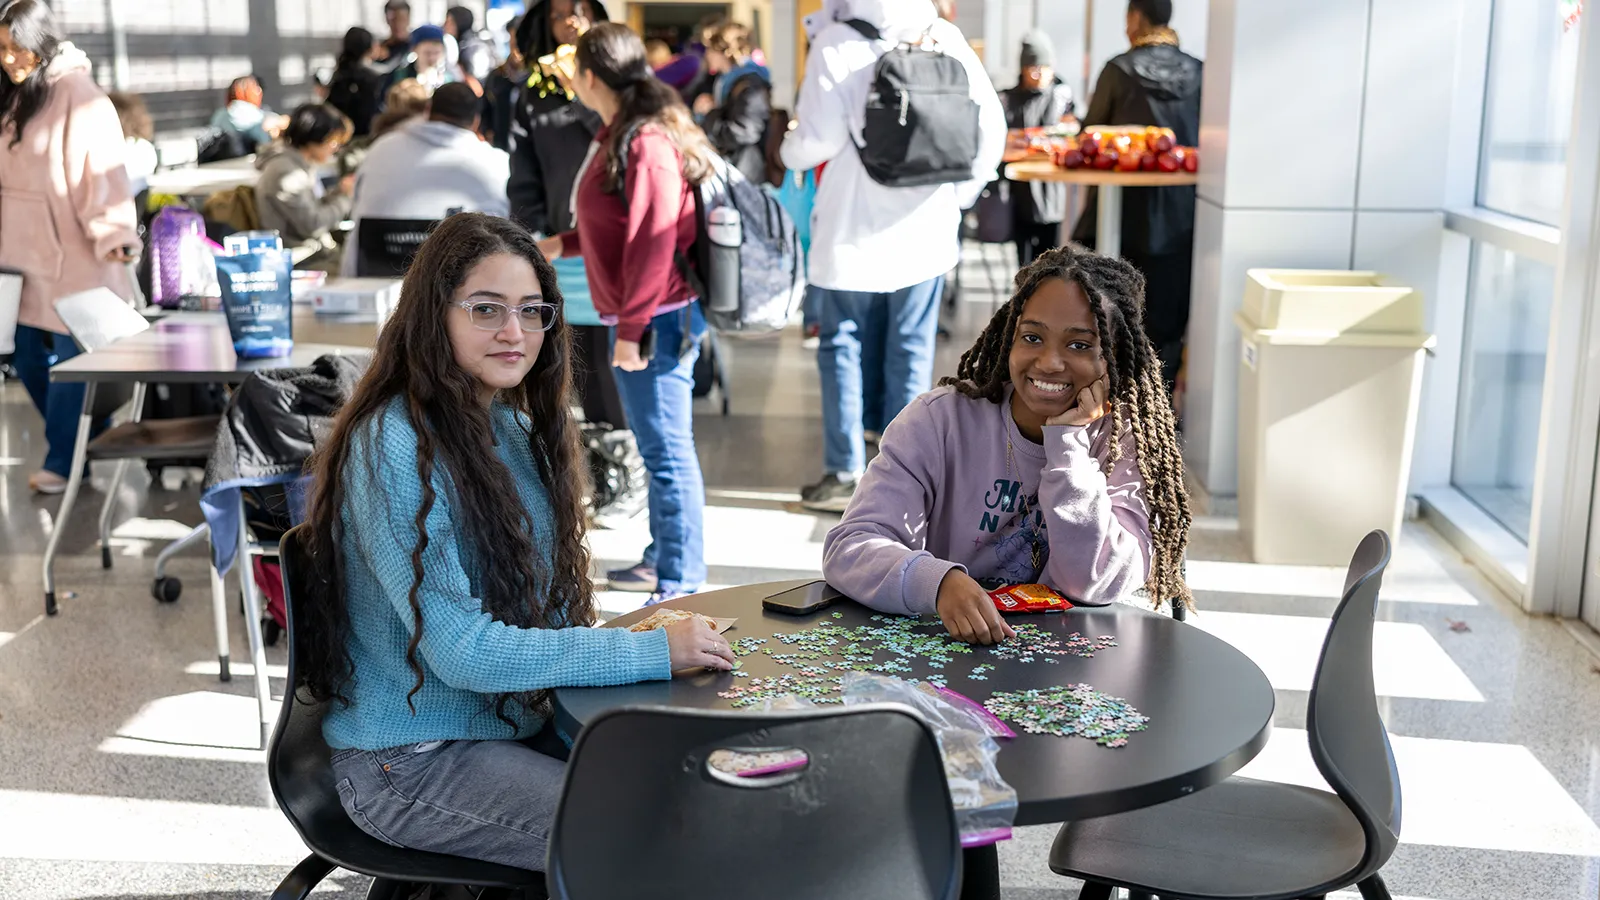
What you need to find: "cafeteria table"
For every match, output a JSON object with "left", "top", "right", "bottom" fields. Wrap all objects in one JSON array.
[
  {"left": 555, "top": 580, "right": 1275, "bottom": 891},
  {"left": 47, "top": 313, "right": 369, "bottom": 746},
  {"left": 1003, "top": 161, "right": 1199, "bottom": 259}
]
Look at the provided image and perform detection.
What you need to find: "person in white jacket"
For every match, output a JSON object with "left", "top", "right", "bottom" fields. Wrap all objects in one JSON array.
[
  {"left": 340, "top": 82, "right": 511, "bottom": 276},
  {"left": 782, "top": 0, "right": 1005, "bottom": 513}
]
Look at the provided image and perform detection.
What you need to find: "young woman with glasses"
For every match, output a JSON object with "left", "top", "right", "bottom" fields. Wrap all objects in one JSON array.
[{"left": 300, "top": 213, "right": 733, "bottom": 869}]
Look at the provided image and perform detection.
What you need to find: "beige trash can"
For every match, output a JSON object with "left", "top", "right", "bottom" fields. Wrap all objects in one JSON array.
[{"left": 1235, "top": 270, "right": 1435, "bottom": 566}]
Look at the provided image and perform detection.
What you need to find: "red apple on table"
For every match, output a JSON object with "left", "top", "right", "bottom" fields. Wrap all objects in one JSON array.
[
  {"left": 1094, "top": 149, "right": 1120, "bottom": 170},
  {"left": 1078, "top": 133, "right": 1102, "bottom": 157},
  {"left": 1117, "top": 151, "right": 1143, "bottom": 172},
  {"left": 1139, "top": 152, "right": 1159, "bottom": 172},
  {"left": 1059, "top": 148, "right": 1085, "bottom": 169},
  {"left": 1151, "top": 133, "right": 1175, "bottom": 154},
  {"left": 1156, "top": 152, "right": 1180, "bottom": 173},
  {"left": 1182, "top": 149, "right": 1200, "bottom": 173}
]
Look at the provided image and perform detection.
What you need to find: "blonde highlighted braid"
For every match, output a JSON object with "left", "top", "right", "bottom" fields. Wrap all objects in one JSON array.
[{"left": 939, "top": 244, "right": 1193, "bottom": 609}]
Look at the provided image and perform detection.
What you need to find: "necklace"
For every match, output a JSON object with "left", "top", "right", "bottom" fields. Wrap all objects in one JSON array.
[{"left": 1004, "top": 431, "right": 1047, "bottom": 576}]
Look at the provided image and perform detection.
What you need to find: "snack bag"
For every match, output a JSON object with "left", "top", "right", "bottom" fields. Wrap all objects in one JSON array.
[
  {"left": 988, "top": 583, "right": 1072, "bottom": 614},
  {"left": 627, "top": 607, "right": 737, "bottom": 635}
]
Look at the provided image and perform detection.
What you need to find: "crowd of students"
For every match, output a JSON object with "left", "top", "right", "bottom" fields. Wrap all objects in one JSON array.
[{"left": 0, "top": 0, "right": 1200, "bottom": 891}]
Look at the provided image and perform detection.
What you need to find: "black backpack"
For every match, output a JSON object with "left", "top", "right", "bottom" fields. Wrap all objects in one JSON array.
[{"left": 846, "top": 19, "right": 982, "bottom": 188}]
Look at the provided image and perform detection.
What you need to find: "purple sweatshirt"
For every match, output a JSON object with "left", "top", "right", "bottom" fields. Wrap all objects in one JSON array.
[{"left": 822, "top": 385, "right": 1152, "bottom": 615}]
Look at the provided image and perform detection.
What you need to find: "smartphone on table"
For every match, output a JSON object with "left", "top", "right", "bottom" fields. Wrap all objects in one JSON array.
[{"left": 763, "top": 580, "right": 844, "bottom": 616}]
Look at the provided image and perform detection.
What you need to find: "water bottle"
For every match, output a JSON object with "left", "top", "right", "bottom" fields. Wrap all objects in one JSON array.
[{"left": 706, "top": 206, "right": 741, "bottom": 314}]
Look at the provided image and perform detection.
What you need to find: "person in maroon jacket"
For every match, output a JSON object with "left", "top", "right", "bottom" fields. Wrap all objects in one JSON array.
[{"left": 538, "top": 22, "right": 718, "bottom": 604}]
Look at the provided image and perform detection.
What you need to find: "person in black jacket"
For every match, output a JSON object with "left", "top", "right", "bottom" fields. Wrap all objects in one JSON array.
[
  {"left": 698, "top": 22, "right": 773, "bottom": 186},
  {"left": 1001, "top": 30, "right": 1075, "bottom": 267},
  {"left": 508, "top": 0, "right": 646, "bottom": 529},
  {"left": 482, "top": 15, "right": 526, "bottom": 150},
  {"left": 327, "top": 27, "right": 387, "bottom": 138},
  {"left": 1074, "top": 0, "right": 1201, "bottom": 391}
]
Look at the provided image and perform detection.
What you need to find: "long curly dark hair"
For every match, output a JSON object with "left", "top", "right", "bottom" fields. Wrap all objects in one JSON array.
[
  {"left": 941, "top": 243, "right": 1193, "bottom": 609},
  {"left": 299, "top": 213, "right": 595, "bottom": 732}
]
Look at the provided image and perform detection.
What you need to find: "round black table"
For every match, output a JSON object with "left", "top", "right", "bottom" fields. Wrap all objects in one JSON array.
[{"left": 555, "top": 580, "right": 1275, "bottom": 827}]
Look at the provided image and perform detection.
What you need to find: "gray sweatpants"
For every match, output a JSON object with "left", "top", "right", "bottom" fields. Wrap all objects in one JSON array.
[{"left": 329, "top": 727, "right": 570, "bottom": 870}]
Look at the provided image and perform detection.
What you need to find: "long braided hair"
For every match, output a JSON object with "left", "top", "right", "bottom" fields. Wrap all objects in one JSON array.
[{"left": 940, "top": 244, "right": 1193, "bottom": 609}]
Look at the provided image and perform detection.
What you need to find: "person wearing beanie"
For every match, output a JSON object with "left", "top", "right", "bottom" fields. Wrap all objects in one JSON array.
[
  {"left": 1002, "top": 28, "right": 1075, "bottom": 267},
  {"left": 390, "top": 24, "right": 459, "bottom": 90}
]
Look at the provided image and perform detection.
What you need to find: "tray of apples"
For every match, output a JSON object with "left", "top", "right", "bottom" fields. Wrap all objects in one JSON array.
[{"left": 1053, "top": 125, "right": 1199, "bottom": 175}]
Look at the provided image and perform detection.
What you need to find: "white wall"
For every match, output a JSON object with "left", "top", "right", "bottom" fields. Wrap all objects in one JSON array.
[{"left": 1184, "top": 0, "right": 1493, "bottom": 498}]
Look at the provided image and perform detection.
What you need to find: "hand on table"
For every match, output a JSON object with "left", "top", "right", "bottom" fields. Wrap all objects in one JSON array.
[
  {"left": 664, "top": 617, "right": 735, "bottom": 674},
  {"left": 613, "top": 339, "right": 648, "bottom": 372},
  {"left": 936, "top": 569, "right": 1016, "bottom": 645},
  {"left": 1046, "top": 374, "right": 1110, "bottom": 428}
]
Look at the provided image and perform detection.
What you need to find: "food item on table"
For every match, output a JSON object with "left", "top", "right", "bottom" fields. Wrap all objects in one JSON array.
[
  {"left": 1049, "top": 125, "right": 1193, "bottom": 174},
  {"left": 1183, "top": 147, "right": 1200, "bottom": 173},
  {"left": 628, "top": 607, "right": 729, "bottom": 634},
  {"left": 988, "top": 583, "right": 1073, "bottom": 614}
]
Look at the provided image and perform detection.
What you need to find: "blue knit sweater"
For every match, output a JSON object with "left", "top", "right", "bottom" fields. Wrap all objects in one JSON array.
[{"left": 323, "top": 398, "right": 673, "bottom": 750}]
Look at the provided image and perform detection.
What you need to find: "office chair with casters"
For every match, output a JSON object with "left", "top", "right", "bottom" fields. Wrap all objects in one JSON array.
[
  {"left": 269, "top": 526, "right": 548, "bottom": 900},
  {"left": 1049, "top": 530, "right": 1401, "bottom": 900}
]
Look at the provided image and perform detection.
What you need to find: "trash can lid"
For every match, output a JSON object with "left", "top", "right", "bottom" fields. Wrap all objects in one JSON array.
[{"left": 1238, "top": 269, "right": 1433, "bottom": 346}]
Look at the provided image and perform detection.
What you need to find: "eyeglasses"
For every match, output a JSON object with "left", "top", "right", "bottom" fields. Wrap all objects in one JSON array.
[{"left": 457, "top": 300, "right": 559, "bottom": 332}]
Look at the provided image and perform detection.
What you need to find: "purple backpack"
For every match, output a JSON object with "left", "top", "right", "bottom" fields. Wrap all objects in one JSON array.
[{"left": 149, "top": 207, "right": 208, "bottom": 308}]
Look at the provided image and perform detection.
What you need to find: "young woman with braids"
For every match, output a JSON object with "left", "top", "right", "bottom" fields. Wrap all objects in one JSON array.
[
  {"left": 823, "top": 243, "right": 1192, "bottom": 647},
  {"left": 300, "top": 213, "right": 733, "bottom": 869}
]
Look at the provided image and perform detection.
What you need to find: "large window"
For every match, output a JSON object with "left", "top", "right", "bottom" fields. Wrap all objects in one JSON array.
[
  {"left": 1452, "top": 244, "right": 1557, "bottom": 541},
  {"left": 1478, "top": 0, "right": 1584, "bottom": 225}
]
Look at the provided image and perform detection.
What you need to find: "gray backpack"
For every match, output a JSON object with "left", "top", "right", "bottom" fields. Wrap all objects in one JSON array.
[{"left": 619, "top": 133, "right": 805, "bottom": 336}]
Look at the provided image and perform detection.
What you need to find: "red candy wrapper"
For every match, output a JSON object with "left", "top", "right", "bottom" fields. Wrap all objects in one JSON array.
[{"left": 988, "top": 584, "right": 1072, "bottom": 614}]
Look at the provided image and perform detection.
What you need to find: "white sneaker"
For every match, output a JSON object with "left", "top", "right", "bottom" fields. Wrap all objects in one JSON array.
[{"left": 28, "top": 470, "right": 67, "bottom": 495}]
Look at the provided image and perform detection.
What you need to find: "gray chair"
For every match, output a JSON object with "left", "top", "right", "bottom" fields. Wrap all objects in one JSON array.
[
  {"left": 1048, "top": 530, "right": 1400, "bottom": 900},
  {"left": 548, "top": 704, "right": 962, "bottom": 900}
]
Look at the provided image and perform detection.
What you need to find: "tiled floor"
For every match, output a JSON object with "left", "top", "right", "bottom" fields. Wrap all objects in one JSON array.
[{"left": 2, "top": 244, "right": 1600, "bottom": 899}]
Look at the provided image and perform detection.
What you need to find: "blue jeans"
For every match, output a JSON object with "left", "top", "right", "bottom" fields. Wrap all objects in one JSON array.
[
  {"left": 815, "top": 277, "right": 943, "bottom": 476},
  {"left": 612, "top": 304, "right": 708, "bottom": 593},
  {"left": 12, "top": 325, "right": 93, "bottom": 478},
  {"left": 330, "top": 727, "right": 570, "bottom": 870}
]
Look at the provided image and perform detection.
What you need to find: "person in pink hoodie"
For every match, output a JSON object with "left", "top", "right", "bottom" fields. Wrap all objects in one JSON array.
[
  {"left": 0, "top": 0, "right": 139, "bottom": 494},
  {"left": 822, "top": 243, "right": 1193, "bottom": 645}
]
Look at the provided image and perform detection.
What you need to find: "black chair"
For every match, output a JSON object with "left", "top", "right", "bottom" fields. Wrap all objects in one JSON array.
[
  {"left": 354, "top": 217, "right": 440, "bottom": 277},
  {"left": 269, "top": 525, "right": 547, "bottom": 900},
  {"left": 1049, "top": 530, "right": 1401, "bottom": 900},
  {"left": 547, "top": 704, "right": 962, "bottom": 900}
]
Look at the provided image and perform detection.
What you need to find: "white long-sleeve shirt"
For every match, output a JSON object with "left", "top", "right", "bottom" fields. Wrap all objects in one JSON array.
[{"left": 781, "top": 0, "right": 1006, "bottom": 294}]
